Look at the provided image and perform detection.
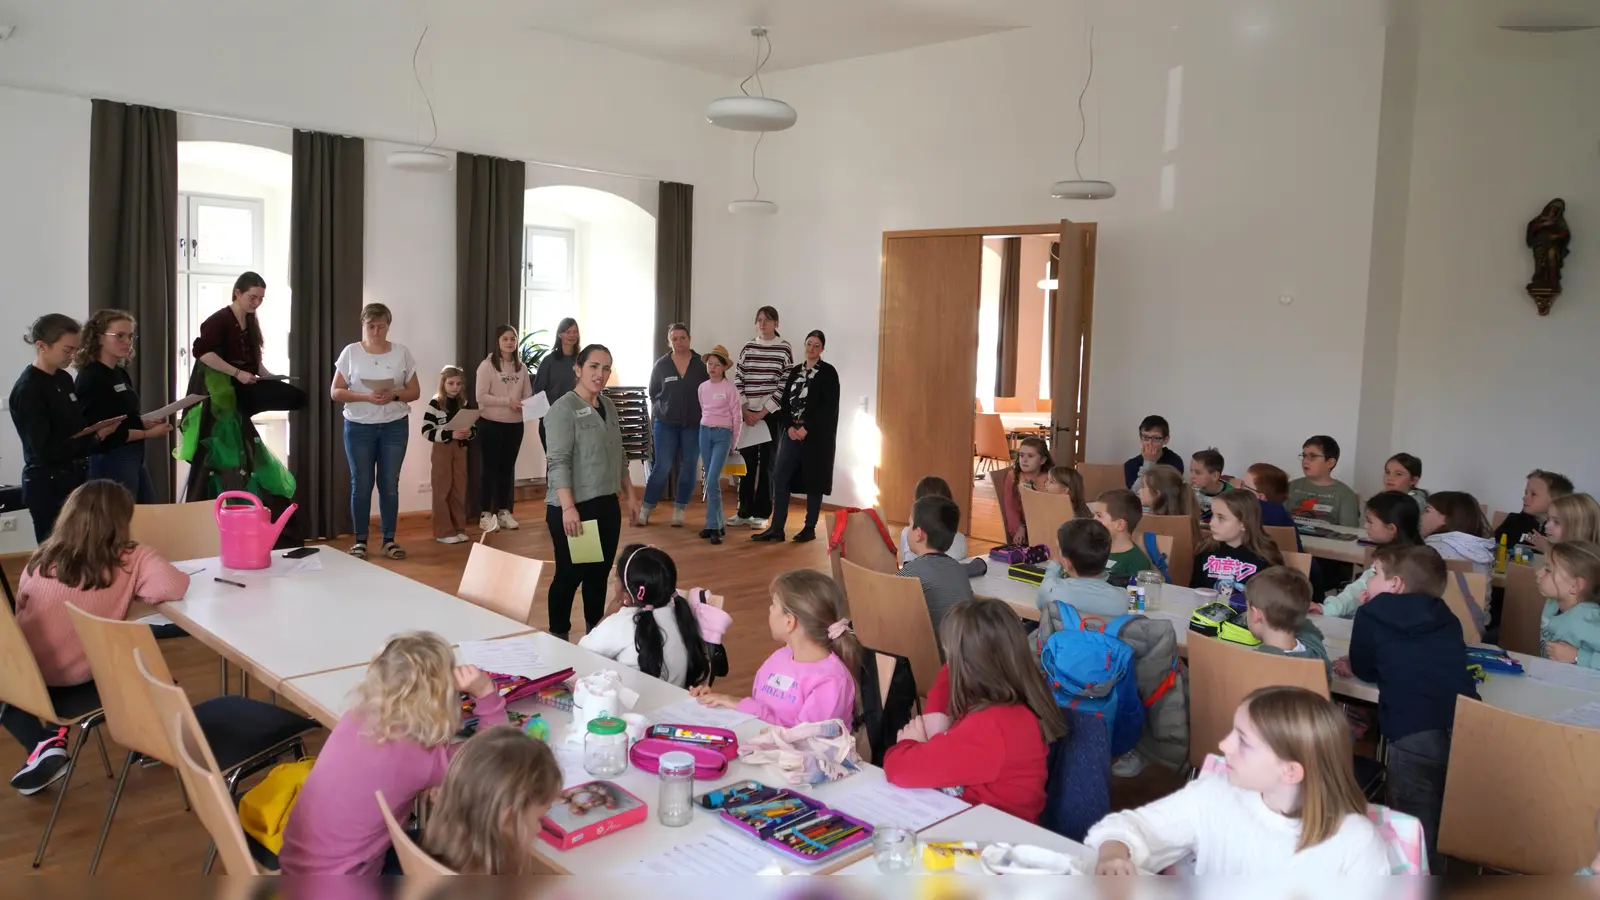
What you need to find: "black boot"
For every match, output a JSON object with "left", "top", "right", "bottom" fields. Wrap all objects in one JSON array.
[
  {"left": 791, "top": 527, "right": 817, "bottom": 543},
  {"left": 751, "top": 528, "right": 785, "bottom": 542}
]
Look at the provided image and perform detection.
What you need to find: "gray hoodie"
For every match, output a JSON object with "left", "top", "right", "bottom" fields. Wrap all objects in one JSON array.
[
  {"left": 1256, "top": 619, "right": 1333, "bottom": 680},
  {"left": 1034, "top": 562, "right": 1132, "bottom": 645},
  {"left": 1426, "top": 532, "right": 1497, "bottom": 573}
]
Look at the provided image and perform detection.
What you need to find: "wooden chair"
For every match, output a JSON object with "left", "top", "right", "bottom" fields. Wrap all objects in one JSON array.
[
  {"left": 1444, "top": 558, "right": 1476, "bottom": 574},
  {"left": 973, "top": 398, "right": 983, "bottom": 414},
  {"left": 828, "top": 508, "right": 900, "bottom": 599},
  {"left": 993, "top": 397, "right": 1021, "bottom": 413},
  {"left": 0, "top": 599, "right": 111, "bottom": 868},
  {"left": 1262, "top": 525, "right": 1299, "bottom": 556},
  {"left": 377, "top": 790, "right": 455, "bottom": 879},
  {"left": 65, "top": 604, "right": 315, "bottom": 873},
  {"left": 1442, "top": 571, "right": 1488, "bottom": 643},
  {"left": 1141, "top": 514, "right": 1199, "bottom": 588},
  {"left": 973, "top": 414, "right": 1011, "bottom": 475},
  {"left": 1491, "top": 510, "right": 1509, "bottom": 530},
  {"left": 838, "top": 558, "right": 941, "bottom": 698},
  {"left": 1439, "top": 696, "right": 1600, "bottom": 873},
  {"left": 136, "top": 650, "right": 270, "bottom": 875},
  {"left": 1077, "top": 463, "right": 1125, "bottom": 503},
  {"left": 1499, "top": 563, "right": 1543, "bottom": 656},
  {"left": 129, "top": 501, "right": 220, "bottom": 562},
  {"left": 1036, "top": 398, "right": 1052, "bottom": 413},
  {"left": 1186, "top": 634, "right": 1329, "bottom": 770},
  {"left": 458, "top": 542, "right": 545, "bottom": 626},
  {"left": 1132, "top": 532, "right": 1175, "bottom": 576},
  {"left": 1282, "top": 551, "right": 1313, "bottom": 578},
  {"left": 1019, "top": 489, "right": 1080, "bottom": 559}
]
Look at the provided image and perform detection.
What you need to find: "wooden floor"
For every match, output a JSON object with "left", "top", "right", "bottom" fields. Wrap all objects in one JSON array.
[{"left": 0, "top": 487, "right": 1178, "bottom": 876}]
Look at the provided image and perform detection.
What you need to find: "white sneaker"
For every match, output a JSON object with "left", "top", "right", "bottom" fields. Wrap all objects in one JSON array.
[
  {"left": 1111, "top": 750, "right": 1147, "bottom": 778},
  {"left": 479, "top": 512, "right": 498, "bottom": 533},
  {"left": 671, "top": 507, "right": 686, "bottom": 528},
  {"left": 498, "top": 511, "right": 520, "bottom": 530},
  {"left": 725, "top": 515, "right": 750, "bottom": 527},
  {"left": 455, "top": 532, "right": 469, "bottom": 542},
  {"left": 436, "top": 534, "right": 467, "bottom": 545},
  {"left": 638, "top": 506, "right": 654, "bottom": 526},
  {"left": 750, "top": 519, "right": 769, "bottom": 531}
]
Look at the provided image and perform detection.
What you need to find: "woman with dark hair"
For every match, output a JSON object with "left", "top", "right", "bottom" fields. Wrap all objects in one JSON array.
[
  {"left": 191, "top": 271, "right": 306, "bottom": 416},
  {"left": 74, "top": 309, "right": 170, "bottom": 504},
  {"left": 639, "top": 322, "right": 707, "bottom": 527},
  {"left": 530, "top": 317, "right": 580, "bottom": 450},
  {"left": 9, "top": 315, "right": 121, "bottom": 541},
  {"left": 543, "top": 344, "right": 638, "bottom": 640},
  {"left": 475, "top": 325, "right": 532, "bottom": 532},
  {"left": 728, "top": 306, "right": 793, "bottom": 529},
  {"left": 753, "top": 330, "right": 840, "bottom": 544}
]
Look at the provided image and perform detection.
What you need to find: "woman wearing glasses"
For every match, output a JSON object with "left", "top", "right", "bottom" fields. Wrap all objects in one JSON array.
[{"left": 73, "top": 310, "right": 172, "bottom": 503}]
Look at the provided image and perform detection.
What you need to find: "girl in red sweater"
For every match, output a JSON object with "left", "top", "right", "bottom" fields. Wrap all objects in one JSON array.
[{"left": 883, "top": 598, "right": 1067, "bottom": 822}]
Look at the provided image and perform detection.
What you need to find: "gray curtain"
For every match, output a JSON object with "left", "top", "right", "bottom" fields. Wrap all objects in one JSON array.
[
  {"left": 995, "top": 236, "right": 1021, "bottom": 397},
  {"left": 456, "top": 152, "right": 526, "bottom": 517},
  {"left": 88, "top": 100, "right": 179, "bottom": 501},
  {"left": 655, "top": 182, "right": 694, "bottom": 353},
  {"left": 288, "top": 130, "right": 364, "bottom": 540}
]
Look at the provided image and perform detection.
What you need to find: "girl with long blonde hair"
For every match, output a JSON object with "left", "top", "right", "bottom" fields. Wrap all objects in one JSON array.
[
  {"left": 1088, "top": 686, "right": 1387, "bottom": 875},
  {"left": 423, "top": 726, "right": 563, "bottom": 874},
  {"left": 1548, "top": 493, "right": 1600, "bottom": 546},
  {"left": 279, "top": 632, "right": 504, "bottom": 875}
]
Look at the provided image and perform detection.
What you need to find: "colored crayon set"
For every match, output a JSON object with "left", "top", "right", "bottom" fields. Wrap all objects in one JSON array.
[{"left": 698, "top": 780, "right": 873, "bottom": 865}]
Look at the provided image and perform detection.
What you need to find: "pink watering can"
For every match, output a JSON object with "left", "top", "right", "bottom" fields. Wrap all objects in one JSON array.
[{"left": 214, "top": 491, "right": 298, "bottom": 570}]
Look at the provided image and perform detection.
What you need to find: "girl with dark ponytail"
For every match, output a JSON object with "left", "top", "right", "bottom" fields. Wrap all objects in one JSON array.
[{"left": 578, "top": 545, "right": 712, "bottom": 688}]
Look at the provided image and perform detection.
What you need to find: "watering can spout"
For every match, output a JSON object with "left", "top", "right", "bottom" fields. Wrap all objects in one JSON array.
[{"left": 266, "top": 503, "right": 300, "bottom": 546}]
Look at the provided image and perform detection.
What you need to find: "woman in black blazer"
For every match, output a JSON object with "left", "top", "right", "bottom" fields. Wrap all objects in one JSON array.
[{"left": 752, "top": 330, "right": 840, "bottom": 544}]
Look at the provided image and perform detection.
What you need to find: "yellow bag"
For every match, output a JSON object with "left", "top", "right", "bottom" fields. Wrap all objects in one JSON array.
[
  {"left": 722, "top": 450, "right": 747, "bottom": 478},
  {"left": 236, "top": 757, "right": 315, "bottom": 853}
]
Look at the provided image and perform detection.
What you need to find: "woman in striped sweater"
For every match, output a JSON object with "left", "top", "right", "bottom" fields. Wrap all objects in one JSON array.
[{"left": 728, "top": 306, "right": 793, "bottom": 528}]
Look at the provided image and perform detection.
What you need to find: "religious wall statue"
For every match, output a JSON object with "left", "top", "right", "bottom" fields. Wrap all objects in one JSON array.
[{"left": 1526, "top": 198, "right": 1571, "bottom": 316}]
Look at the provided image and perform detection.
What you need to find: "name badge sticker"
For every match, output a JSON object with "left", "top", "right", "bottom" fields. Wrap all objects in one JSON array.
[
  {"left": 113, "top": 383, "right": 128, "bottom": 392},
  {"left": 575, "top": 406, "right": 595, "bottom": 419},
  {"left": 766, "top": 673, "right": 796, "bottom": 693}
]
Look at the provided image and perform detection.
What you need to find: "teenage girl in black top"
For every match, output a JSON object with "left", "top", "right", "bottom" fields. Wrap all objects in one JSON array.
[
  {"left": 74, "top": 309, "right": 173, "bottom": 504},
  {"left": 7, "top": 315, "right": 122, "bottom": 541}
]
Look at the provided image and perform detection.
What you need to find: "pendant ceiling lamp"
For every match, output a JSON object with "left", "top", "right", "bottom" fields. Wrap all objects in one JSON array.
[
  {"left": 1051, "top": 26, "right": 1115, "bottom": 200},
  {"left": 707, "top": 28, "right": 797, "bottom": 132},
  {"left": 388, "top": 26, "right": 452, "bottom": 173}
]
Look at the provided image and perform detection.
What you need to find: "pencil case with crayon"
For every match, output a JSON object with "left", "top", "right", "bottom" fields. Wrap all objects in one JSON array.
[{"left": 704, "top": 781, "right": 873, "bottom": 865}]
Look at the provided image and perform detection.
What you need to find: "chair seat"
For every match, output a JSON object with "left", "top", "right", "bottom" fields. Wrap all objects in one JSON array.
[
  {"left": 247, "top": 832, "right": 281, "bottom": 873},
  {"left": 193, "top": 696, "right": 317, "bottom": 772},
  {"left": 46, "top": 680, "right": 104, "bottom": 723}
]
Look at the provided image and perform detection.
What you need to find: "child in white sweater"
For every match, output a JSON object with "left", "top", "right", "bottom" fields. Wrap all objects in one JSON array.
[
  {"left": 579, "top": 545, "right": 721, "bottom": 688},
  {"left": 1087, "top": 685, "right": 1388, "bottom": 876}
]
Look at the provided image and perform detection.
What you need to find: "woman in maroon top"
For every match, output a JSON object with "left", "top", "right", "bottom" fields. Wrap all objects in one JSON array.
[{"left": 191, "top": 272, "right": 305, "bottom": 415}]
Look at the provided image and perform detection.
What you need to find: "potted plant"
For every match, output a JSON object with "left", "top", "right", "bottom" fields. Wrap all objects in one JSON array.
[{"left": 518, "top": 329, "right": 550, "bottom": 376}]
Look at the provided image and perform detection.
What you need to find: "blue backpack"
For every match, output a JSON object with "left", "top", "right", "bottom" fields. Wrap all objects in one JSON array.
[
  {"left": 1040, "top": 602, "right": 1146, "bottom": 757},
  {"left": 1142, "top": 531, "right": 1170, "bottom": 583}
]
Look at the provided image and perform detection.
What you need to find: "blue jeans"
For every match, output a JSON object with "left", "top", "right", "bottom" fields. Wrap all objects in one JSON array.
[
  {"left": 642, "top": 421, "right": 700, "bottom": 509},
  {"left": 344, "top": 418, "right": 409, "bottom": 542},
  {"left": 89, "top": 442, "right": 156, "bottom": 504},
  {"left": 698, "top": 426, "right": 733, "bottom": 530}
]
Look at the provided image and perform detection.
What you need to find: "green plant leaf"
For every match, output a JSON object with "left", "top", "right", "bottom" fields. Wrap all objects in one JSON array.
[{"left": 518, "top": 330, "right": 551, "bottom": 373}]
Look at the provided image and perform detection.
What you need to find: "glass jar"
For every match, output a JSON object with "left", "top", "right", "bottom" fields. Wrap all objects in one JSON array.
[
  {"left": 583, "top": 716, "right": 629, "bottom": 778},
  {"left": 1136, "top": 570, "right": 1165, "bottom": 611},
  {"left": 656, "top": 751, "right": 696, "bottom": 827}
]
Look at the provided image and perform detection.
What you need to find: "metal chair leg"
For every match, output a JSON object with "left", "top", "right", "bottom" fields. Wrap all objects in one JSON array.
[
  {"left": 175, "top": 766, "right": 190, "bottom": 811},
  {"left": 94, "top": 724, "right": 112, "bottom": 778},
  {"left": 202, "top": 841, "right": 218, "bottom": 874},
  {"left": 31, "top": 719, "right": 91, "bottom": 868},
  {"left": 88, "top": 751, "right": 137, "bottom": 874},
  {"left": 240, "top": 670, "right": 250, "bottom": 699},
  {"left": 220, "top": 659, "right": 228, "bottom": 695}
]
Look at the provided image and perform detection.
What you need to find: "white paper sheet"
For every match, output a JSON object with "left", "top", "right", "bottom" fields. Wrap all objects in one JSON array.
[
  {"left": 1524, "top": 658, "right": 1600, "bottom": 693},
  {"left": 735, "top": 417, "right": 771, "bottom": 450},
  {"left": 143, "top": 394, "right": 206, "bottom": 420},
  {"left": 618, "top": 829, "right": 784, "bottom": 877},
  {"left": 456, "top": 638, "right": 544, "bottom": 678},
  {"left": 440, "top": 408, "right": 481, "bottom": 431},
  {"left": 216, "top": 553, "right": 324, "bottom": 580},
  {"left": 70, "top": 416, "right": 125, "bottom": 438},
  {"left": 824, "top": 779, "right": 970, "bottom": 831},
  {"left": 521, "top": 392, "right": 552, "bottom": 422},
  {"left": 173, "top": 560, "right": 209, "bottom": 576},
  {"left": 547, "top": 740, "right": 592, "bottom": 788},
  {"left": 646, "top": 697, "right": 758, "bottom": 730},
  {"left": 1550, "top": 701, "right": 1600, "bottom": 729},
  {"left": 361, "top": 377, "right": 395, "bottom": 392}
]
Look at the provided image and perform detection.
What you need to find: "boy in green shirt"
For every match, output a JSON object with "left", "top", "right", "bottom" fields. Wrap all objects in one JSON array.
[
  {"left": 1244, "top": 566, "right": 1332, "bottom": 679},
  {"left": 1287, "top": 434, "right": 1361, "bottom": 527},
  {"left": 1190, "top": 447, "right": 1232, "bottom": 523},
  {"left": 1092, "top": 489, "right": 1154, "bottom": 577}
]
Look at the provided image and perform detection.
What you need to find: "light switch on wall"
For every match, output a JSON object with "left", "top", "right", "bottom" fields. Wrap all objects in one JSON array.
[{"left": 858, "top": 396, "right": 869, "bottom": 412}]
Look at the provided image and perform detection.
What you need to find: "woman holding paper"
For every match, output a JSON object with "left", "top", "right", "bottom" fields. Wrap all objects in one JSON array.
[
  {"left": 544, "top": 344, "right": 638, "bottom": 641},
  {"left": 9, "top": 315, "right": 121, "bottom": 541},
  {"left": 752, "top": 330, "right": 840, "bottom": 544},
  {"left": 330, "top": 303, "right": 420, "bottom": 560},
  {"left": 73, "top": 309, "right": 171, "bottom": 504},
  {"left": 475, "top": 325, "right": 533, "bottom": 533},
  {"left": 191, "top": 271, "right": 307, "bottom": 417}
]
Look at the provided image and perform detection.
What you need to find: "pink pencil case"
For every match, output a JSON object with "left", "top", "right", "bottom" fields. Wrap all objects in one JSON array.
[{"left": 629, "top": 724, "right": 739, "bottom": 780}]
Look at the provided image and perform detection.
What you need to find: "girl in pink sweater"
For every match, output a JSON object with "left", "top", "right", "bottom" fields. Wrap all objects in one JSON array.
[
  {"left": 692, "top": 569, "right": 860, "bottom": 727},
  {"left": 696, "top": 345, "right": 742, "bottom": 544},
  {"left": 8, "top": 480, "right": 189, "bottom": 795},
  {"left": 279, "top": 631, "right": 505, "bottom": 875}
]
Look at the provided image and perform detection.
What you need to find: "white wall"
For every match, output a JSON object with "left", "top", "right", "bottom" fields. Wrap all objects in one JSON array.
[
  {"left": 0, "top": 86, "right": 89, "bottom": 485},
  {"left": 1391, "top": 3, "right": 1600, "bottom": 512}
]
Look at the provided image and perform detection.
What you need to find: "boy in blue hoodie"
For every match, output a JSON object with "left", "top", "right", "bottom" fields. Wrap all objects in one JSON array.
[
  {"left": 1034, "top": 519, "right": 1131, "bottom": 648},
  {"left": 1335, "top": 543, "right": 1479, "bottom": 874}
]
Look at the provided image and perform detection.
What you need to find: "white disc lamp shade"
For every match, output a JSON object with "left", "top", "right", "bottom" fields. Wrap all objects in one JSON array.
[
  {"left": 728, "top": 199, "right": 779, "bottom": 215},
  {"left": 387, "top": 149, "right": 453, "bottom": 173},
  {"left": 706, "top": 96, "right": 797, "bottom": 132},
  {"left": 1051, "top": 179, "right": 1117, "bottom": 200}
]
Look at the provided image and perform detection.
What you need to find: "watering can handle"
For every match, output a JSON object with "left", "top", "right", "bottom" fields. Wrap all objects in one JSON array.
[{"left": 214, "top": 491, "right": 263, "bottom": 523}]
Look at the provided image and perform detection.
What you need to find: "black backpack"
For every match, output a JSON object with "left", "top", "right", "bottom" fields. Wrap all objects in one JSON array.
[{"left": 855, "top": 646, "right": 919, "bottom": 766}]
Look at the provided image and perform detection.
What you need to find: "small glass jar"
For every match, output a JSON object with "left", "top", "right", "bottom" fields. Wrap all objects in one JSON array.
[
  {"left": 656, "top": 751, "right": 696, "bottom": 827},
  {"left": 1136, "top": 570, "right": 1164, "bottom": 611},
  {"left": 583, "top": 716, "right": 629, "bottom": 777}
]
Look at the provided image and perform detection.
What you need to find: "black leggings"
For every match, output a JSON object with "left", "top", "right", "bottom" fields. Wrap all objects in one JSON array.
[
  {"left": 1, "top": 681, "right": 100, "bottom": 751},
  {"left": 544, "top": 494, "right": 622, "bottom": 635},
  {"left": 22, "top": 466, "right": 86, "bottom": 544},
  {"left": 736, "top": 439, "right": 777, "bottom": 519},
  {"left": 478, "top": 419, "right": 524, "bottom": 513}
]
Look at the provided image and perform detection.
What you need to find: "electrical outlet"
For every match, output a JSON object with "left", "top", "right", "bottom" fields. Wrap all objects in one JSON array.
[
  {"left": 1, "top": 518, "right": 16, "bottom": 532},
  {"left": 418, "top": 481, "right": 431, "bottom": 492}
]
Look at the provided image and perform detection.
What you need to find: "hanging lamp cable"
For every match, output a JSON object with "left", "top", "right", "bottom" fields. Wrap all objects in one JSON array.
[
  {"left": 738, "top": 28, "right": 773, "bottom": 98},
  {"left": 1072, "top": 26, "right": 1095, "bottom": 181},
  {"left": 411, "top": 25, "right": 440, "bottom": 152}
]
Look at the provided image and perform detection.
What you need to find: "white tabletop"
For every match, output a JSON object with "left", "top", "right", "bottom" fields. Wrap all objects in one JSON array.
[
  {"left": 997, "top": 413, "right": 1051, "bottom": 432},
  {"left": 161, "top": 548, "right": 535, "bottom": 688},
  {"left": 968, "top": 559, "right": 1042, "bottom": 621},
  {"left": 837, "top": 804, "right": 1093, "bottom": 874}
]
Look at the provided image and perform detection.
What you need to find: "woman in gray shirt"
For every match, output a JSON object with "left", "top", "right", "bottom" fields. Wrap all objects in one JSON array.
[{"left": 543, "top": 343, "right": 638, "bottom": 640}]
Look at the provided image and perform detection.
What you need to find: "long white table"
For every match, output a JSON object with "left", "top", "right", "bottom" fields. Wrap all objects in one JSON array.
[
  {"left": 837, "top": 803, "right": 1094, "bottom": 874},
  {"left": 161, "top": 548, "right": 535, "bottom": 689}
]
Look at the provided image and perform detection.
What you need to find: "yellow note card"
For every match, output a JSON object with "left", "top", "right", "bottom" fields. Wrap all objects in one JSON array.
[{"left": 568, "top": 519, "right": 603, "bottom": 564}]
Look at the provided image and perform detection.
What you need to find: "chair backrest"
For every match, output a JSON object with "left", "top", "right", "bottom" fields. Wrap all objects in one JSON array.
[
  {"left": 993, "top": 397, "right": 1021, "bottom": 413},
  {"left": 973, "top": 398, "right": 982, "bottom": 414},
  {"left": 130, "top": 501, "right": 220, "bottom": 563},
  {"left": 1186, "top": 634, "right": 1329, "bottom": 769},
  {"left": 828, "top": 508, "right": 899, "bottom": 593},
  {"left": 1439, "top": 696, "right": 1600, "bottom": 873},
  {"left": 457, "top": 543, "right": 545, "bottom": 626},
  {"left": 1499, "top": 563, "right": 1543, "bottom": 656},
  {"left": 1037, "top": 398, "right": 1052, "bottom": 413},
  {"left": 1077, "top": 463, "right": 1125, "bottom": 505},
  {"left": 0, "top": 593, "right": 66, "bottom": 725},
  {"left": 1444, "top": 558, "right": 1476, "bottom": 574},
  {"left": 1019, "top": 489, "right": 1080, "bottom": 561},
  {"left": 1491, "top": 510, "right": 1509, "bottom": 530},
  {"left": 65, "top": 603, "right": 178, "bottom": 763},
  {"left": 134, "top": 648, "right": 220, "bottom": 771},
  {"left": 1262, "top": 525, "right": 1299, "bottom": 556},
  {"left": 376, "top": 790, "right": 455, "bottom": 878},
  {"left": 973, "top": 414, "right": 1010, "bottom": 461},
  {"left": 1140, "top": 514, "right": 1198, "bottom": 588},
  {"left": 1282, "top": 551, "right": 1313, "bottom": 578},
  {"left": 838, "top": 558, "right": 942, "bottom": 697},
  {"left": 1442, "top": 571, "right": 1488, "bottom": 643}
]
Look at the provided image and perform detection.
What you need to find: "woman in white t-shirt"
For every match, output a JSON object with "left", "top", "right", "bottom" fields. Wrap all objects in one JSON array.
[{"left": 330, "top": 303, "right": 420, "bottom": 560}]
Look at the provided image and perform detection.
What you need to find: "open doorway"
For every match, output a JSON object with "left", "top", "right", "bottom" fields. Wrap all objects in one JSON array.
[{"left": 876, "top": 222, "right": 1097, "bottom": 545}]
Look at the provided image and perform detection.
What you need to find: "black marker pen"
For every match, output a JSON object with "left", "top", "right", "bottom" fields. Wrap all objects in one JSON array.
[{"left": 214, "top": 577, "right": 247, "bottom": 588}]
